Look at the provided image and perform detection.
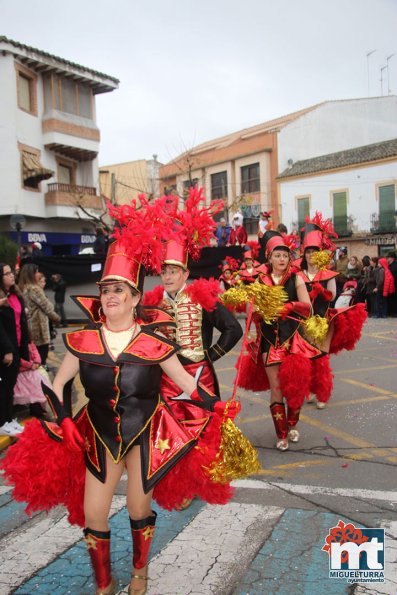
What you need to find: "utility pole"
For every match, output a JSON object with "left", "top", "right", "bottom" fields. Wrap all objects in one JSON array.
[
  {"left": 386, "top": 54, "right": 395, "bottom": 94},
  {"left": 366, "top": 50, "right": 376, "bottom": 96}
]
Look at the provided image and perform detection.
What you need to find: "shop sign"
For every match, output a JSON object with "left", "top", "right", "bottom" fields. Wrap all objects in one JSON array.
[{"left": 365, "top": 234, "right": 397, "bottom": 246}]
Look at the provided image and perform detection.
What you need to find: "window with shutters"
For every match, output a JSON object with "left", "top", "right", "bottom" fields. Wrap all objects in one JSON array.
[
  {"left": 241, "top": 163, "right": 260, "bottom": 194},
  {"left": 332, "top": 191, "right": 348, "bottom": 235},
  {"left": 297, "top": 196, "right": 310, "bottom": 230},
  {"left": 211, "top": 171, "right": 228, "bottom": 200},
  {"left": 43, "top": 74, "right": 93, "bottom": 118},
  {"left": 378, "top": 184, "right": 396, "bottom": 232},
  {"left": 16, "top": 64, "right": 38, "bottom": 116}
]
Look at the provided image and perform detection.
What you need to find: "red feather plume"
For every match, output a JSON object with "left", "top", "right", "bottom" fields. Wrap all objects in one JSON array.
[
  {"left": 142, "top": 285, "right": 164, "bottom": 307},
  {"left": 185, "top": 278, "right": 219, "bottom": 311},
  {"left": 172, "top": 187, "right": 224, "bottom": 261}
]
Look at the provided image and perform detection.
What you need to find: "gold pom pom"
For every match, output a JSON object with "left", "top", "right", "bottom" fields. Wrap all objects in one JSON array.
[
  {"left": 221, "top": 282, "right": 288, "bottom": 323},
  {"left": 246, "top": 284, "right": 288, "bottom": 323},
  {"left": 304, "top": 315, "right": 329, "bottom": 343},
  {"left": 311, "top": 250, "right": 332, "bottom": 270},
  {"left": 208, "top": 418, "right": 261, "bottom": 484}
]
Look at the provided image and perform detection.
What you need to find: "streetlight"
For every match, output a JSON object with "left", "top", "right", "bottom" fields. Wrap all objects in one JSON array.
[
  {"left": 386, "top": 54, "right": 395, "bottom": 94},
  {"left": 366, "top": 50, "right": 376, "bottom": 96},
  {"left": 380, "top": 65, "right": 387, "bottom": 96}
]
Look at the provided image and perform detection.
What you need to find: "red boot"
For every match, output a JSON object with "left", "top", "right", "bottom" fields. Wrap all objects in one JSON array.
[
  {"left": 270, "top": 402, "right": 289, "bottom": 451},
  {"left": 83, "top": 528, "right": 116, "bottom": 594},
  {"left": 129, "top": 512, "right": 157, "bottom": 594},
  {"left": 287, "top": 406, "right": 301, "bottom": 443}
]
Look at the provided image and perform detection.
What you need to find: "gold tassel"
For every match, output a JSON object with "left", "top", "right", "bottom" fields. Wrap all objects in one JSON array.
[
  {"left": 220, "top": 282, "right": 288, "bottom": 323},
  {"left": 304, "top": 315, "right": 329, "bottom": 343},
  {"left": 311, "top": 250, "right": 332, "bottom": 270},
  {"left": 208, "top": 418, "right": 261, "bottom": 484}
]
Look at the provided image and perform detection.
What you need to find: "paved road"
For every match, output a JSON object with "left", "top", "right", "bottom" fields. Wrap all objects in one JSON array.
[{"left": 1, "top": 316, "right": 396, "bottom": 594}]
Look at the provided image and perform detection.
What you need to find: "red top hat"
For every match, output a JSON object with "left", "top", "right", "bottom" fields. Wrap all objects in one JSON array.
[
  {"left": 98, "top": 240, "right": 145, "bottom": 293},
  {"left": 262, "top": 230, "right": 290, "bottom": 258},
  {"left": 302, "top": 223, "right": 323, "bottom": 251},
  {"left": 163, "top": 239, "right": 189, "bottom": 269}
]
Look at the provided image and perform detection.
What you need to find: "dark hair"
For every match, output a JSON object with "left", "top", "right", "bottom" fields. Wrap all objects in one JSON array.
[
  {"left": 276, "top": 223, "right": 288, "bottom": 234},
  {"left": 301, "top": 246, "right": 320, "bottom": 271},
  {"left": 371, "top": 256, "right": 379, "bottom": 266},
  {"left": 387, "top": 251, "right": 396, "bottom": 259},
  {"left": 362, "top": 255, "right": 371, "bottom": 267},
  {"left": 0, "top": 262, "right": 20, "bottom": 296}
]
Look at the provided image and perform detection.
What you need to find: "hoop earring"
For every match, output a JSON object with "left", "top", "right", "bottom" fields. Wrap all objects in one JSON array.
[{"left": 98, "top": 306, "right": 106, "bottom": 322}]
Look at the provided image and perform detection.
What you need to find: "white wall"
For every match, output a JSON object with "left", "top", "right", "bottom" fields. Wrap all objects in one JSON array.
[
  {"left": 279, "top": 160, "right": 397, "bottom": 233},
  {"left": 278, "top": 97, "right": 397, "bottom": 173}
]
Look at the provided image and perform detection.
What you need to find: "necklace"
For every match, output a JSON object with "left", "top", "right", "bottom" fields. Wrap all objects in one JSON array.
[{"left": 103, "top": 321, "right": 136, "bottom": 333}]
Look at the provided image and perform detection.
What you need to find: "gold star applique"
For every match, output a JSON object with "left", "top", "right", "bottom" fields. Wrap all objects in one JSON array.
[
  {"left": 84, "top": 535, "right": 97, "bottom": 549},
  {"left": 274, "top": 412, "right": 284, "bottom": 421},
  {"left": 155, "top": 438, "right": 170, "bottom": 454},
  {"left": 142, "top": 526, "right": 155, "bottom": 540}
]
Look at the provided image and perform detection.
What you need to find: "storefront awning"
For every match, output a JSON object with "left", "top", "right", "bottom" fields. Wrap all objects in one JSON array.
[{"left": 22, "top": 151, "right": 54, "bottom": 184}]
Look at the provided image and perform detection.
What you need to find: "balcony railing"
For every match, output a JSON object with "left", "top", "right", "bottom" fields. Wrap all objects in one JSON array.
[
  {"left": 370, "top": 212, "right": 396, "bottom": 234},
  {"left": 47, "top": 183, "right": 97, "bottom": 195}
]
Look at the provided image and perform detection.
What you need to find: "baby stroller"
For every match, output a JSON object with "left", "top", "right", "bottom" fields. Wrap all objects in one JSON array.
[{"left": 335, "top": 280, "right": 357, "bottom": 308}]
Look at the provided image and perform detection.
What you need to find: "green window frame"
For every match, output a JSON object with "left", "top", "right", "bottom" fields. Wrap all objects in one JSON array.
[
  {"left": 333, "top": 191, "right": 348, "bottom": 235},
  {"left": 297, "top": 197, "right": 310, "bottom": 230},
  {"left": 378, "top": 184, "right": 396, "bottom": 232}
]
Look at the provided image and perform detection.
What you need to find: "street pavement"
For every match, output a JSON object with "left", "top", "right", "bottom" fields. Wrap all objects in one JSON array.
[{"left": 1, "top": 315, "right": 397, "bottom": 594}]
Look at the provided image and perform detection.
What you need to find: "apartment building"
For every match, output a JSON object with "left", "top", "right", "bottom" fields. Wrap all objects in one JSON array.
[
  {"left": 99, "top": 156, "right": 162, "bottom": 205},
  {"left": 0, "top": 36, "right": 118, "bottom": 255}
]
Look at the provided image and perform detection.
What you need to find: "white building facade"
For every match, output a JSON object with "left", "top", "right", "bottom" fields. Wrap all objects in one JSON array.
[{"left": 0, "top": 37, "right": 118, "bottom": 255}]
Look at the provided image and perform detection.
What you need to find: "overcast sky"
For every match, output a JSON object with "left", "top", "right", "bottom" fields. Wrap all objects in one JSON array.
[{"left": 2, "top": 0, "right": 396, "bottom": 166}]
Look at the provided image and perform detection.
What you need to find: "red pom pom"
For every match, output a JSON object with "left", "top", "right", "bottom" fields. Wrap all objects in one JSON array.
[
  {"left": 234, "top": 352, "right": 269, "bottom": 391},
  {"left": 0, "top": 419, "right": 85, "bottom": 526},
  {"left": 329, "top": 304, "right": 367, "bottom": 354},
  {"left": 309, "top": 283, "right": 323, "bottom": 300},
  {"left": 279, "top": 354, "right": 311, "bottom": 408},
  {"left": 310, "top": 355, "right": 333, "bottom": 403},
  {"left": 185, "top": 278, "right": 219, "bottom": 311},
  {"left": 142, "top": 285, "right": 164, "bottom": 306}
]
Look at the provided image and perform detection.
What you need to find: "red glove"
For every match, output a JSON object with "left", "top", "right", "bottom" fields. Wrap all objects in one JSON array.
[
  {"left": 322, "top": 289, "right": 333, "bottom": 301},
  {"left": 280, "top": 303, "right": 293, "bottom": 320},
  {"left": 60, "top": 417, "right": 84, "bottom": 452},
  {"left": 309, "top": 282, "right": 324, "bottom": 300},
  {"left": 213, "top": 400, "right": 241, "bottom": 420}
]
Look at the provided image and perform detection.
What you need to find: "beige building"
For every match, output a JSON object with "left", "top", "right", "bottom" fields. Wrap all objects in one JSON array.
[{"left": 99, "top": 156, "right": 162, "bottom": 205}]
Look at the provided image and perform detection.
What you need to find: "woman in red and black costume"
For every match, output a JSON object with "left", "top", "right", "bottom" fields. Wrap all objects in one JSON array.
[
  {"left": 249, "top": 231, "right": 321, "bottom": 451},
  {"left": 299, "top": 216, "right": 337, "bottom": 409},
  {"left": 299, "top": 213, "right": 367, "bottom": 409},
  {"left": 1, "top": 197, "right": 234, "bottom": 595}
]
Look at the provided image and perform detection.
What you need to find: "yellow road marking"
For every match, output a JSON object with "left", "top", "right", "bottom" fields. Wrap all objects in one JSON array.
[
  {"left": 256, "top": 459, "right": 333, "bottom": 476},
  {"left": 340, "top": 377, "right": 397, "bottom": 397},
  {"left": 334, "top": 364, "right": 397, "bottom": 375},
  {"left": 300, "top": 413, "right": 397, "bottom": 463}
]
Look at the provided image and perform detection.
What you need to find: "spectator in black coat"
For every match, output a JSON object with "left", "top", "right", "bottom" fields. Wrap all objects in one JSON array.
[
  {"left": 0, "top": 262, "right": 30, "bottom": 437},
  {"left": 93, "top": 227, "right": 108, "bottom": 255}
]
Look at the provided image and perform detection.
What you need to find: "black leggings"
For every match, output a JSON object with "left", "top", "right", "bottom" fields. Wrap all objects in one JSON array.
[
  {"left": 0, "top": 360, "right": 19, "bottom": 426},
  {"left": 37, "top": 344, "right": 50, "bottom": 366}
]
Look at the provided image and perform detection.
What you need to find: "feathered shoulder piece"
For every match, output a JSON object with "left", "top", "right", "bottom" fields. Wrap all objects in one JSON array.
[
  {"left": 172, "top": 187, "right": 223, "bottom": 261},
  {"left": 184, "top": 278, "right": 220, "bottom": 311},
  {"left": 142, "top": 285, "right": 165, "bottom": 307}
]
